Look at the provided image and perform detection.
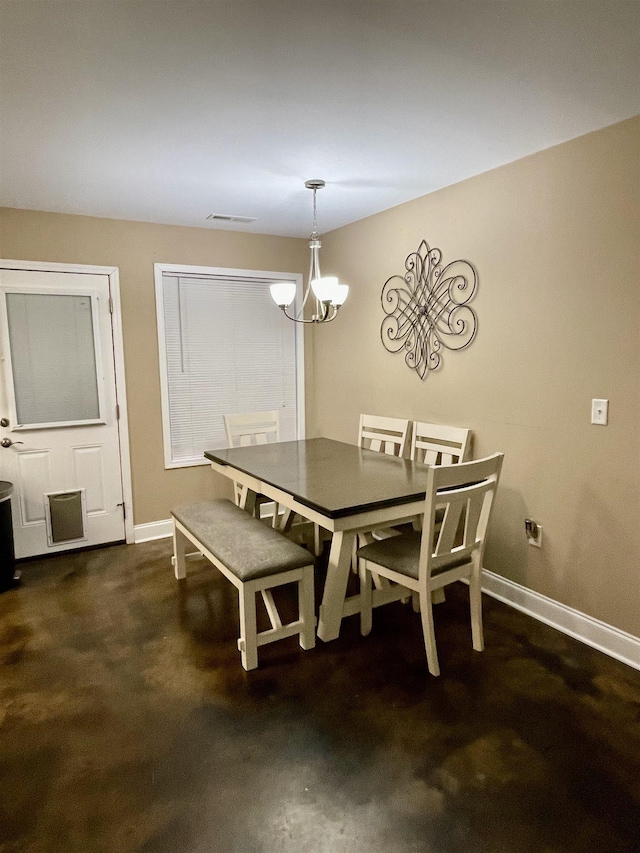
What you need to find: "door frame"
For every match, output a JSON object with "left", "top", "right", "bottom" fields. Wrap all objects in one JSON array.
[{"left": 0, "top": 259, "right": 134, "bottom": 545}]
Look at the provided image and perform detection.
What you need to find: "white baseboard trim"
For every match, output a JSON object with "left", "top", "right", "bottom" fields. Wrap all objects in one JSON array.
[
  {"left": 482, "top": 568, "right": 640, "bottom": 672},
  {"left": 131, "top": 519, "right": 639, "bottom": 671},
  {"left": 134, "top": 518, "right": 173, "bottom": 543}
]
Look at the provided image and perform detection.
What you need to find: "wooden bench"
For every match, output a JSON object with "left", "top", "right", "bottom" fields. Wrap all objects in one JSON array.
[{"left": 171, "top": 499, "right": 316, "bottom": 670}]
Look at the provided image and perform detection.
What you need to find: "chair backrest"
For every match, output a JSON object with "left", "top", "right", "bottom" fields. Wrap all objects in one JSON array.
[
  {"left": 224, "top": 410, "right": 280, "bottom": 447},
  {"left": 411, "top": 421, "right": 472, "bottom": 465},
  {"left": 419, "top": 453, "right": 503, "bottom": 581},
  {"left": 358, "top": 414, "right": 411, "bottom": 457}
]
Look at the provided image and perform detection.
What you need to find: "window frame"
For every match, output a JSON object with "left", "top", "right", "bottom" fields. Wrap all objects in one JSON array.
[{"left": 154, "top": 262, "right": 305, "bottom": 469}]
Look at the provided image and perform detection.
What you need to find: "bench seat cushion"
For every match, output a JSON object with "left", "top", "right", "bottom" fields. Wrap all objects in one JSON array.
[{"left": 172, "top": 499, "right": 312, "bottom": 581}]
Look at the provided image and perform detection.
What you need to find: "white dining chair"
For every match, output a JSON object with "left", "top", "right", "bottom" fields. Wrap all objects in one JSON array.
[
  {"left": 370, "top": 421, "right": 473, "bottom": 542},
  {"left": 356, "top": 453, "right": 504, "bottom": 676},
  {"left": 354, "top": 414, "right": 411, "bottom": 579},
  {"left": 366, "top": 421, "right": 474, "bottom": 604},
  {"left": 223, "top": 410, "right": 280, "bottom": 525},
  {"left": 358, "top": 413, "right": 411, "bottom": 457},
  {"left": 224, "top": 410, "right": 280, "bottom": 448},
  {"left": 223, "top": 410, "right": 320, "bottom": 552},
  {"left": 411, "top": 421, "right": 472, "bottom": 465}
]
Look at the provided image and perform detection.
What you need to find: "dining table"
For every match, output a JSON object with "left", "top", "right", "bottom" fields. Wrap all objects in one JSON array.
[{"left": 205, "top": 437, "right": 432, "bottom": 642}]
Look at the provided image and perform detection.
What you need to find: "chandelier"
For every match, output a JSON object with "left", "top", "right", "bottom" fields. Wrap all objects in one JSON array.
[{"left": 270, "top": 179, "right": 349, "bottom": 323}]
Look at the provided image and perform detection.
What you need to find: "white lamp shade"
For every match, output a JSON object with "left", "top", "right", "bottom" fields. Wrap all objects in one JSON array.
[
  {"left": 270, "top": 281, "right": 296, "bottom": 308},
  {"left": 311, "top": 276, "right": 339, "bottom": 303},
  {"left": 331, "top": 283, "right": 349, "bottom": 306}
]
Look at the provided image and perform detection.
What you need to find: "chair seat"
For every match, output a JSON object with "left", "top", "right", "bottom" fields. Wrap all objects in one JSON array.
[
  {"left": 357, "top": 530, "right": 469, "bottom": 581},
  {"left": 172, "top": 499, "right": 311, "bottom": 581}
]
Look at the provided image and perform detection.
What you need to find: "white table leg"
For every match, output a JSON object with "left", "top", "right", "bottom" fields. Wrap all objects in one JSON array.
[{"left": 317, "top": 530, "right": 356, "bottom": 642}]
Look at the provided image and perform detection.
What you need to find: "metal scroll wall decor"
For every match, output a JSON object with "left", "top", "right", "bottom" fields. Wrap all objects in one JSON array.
[{"left": 380, "top": 240, "right": 478, "bottom": 379}]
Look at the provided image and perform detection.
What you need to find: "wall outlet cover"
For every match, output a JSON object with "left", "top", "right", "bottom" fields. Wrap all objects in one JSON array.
[{"left": 525, "top": 519, "right": 543, "bottom": 547}]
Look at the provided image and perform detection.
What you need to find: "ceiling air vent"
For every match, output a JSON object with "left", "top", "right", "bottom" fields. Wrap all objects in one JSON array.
[{"left": 206, "top": 213, "right": 257, "bottom": 224}]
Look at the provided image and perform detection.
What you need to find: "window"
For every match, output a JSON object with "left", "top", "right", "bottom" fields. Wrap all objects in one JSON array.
[
  {"left": 3, "top": 289, "right": 104, "bottom": 429},
  {"left": 154, "top": 263, "right": 304, "bottom": 468}
]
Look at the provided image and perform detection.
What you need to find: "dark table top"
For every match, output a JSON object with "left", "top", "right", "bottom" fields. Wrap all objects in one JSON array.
[{"left": 205, "top": 437, "right": 431, "bottom": 519}]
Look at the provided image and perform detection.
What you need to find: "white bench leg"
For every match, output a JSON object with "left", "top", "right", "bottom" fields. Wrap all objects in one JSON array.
[
  {"left": 238, "top": 584, "right": 258, "bottom": 671},
  {"left": 173, "top": 523, "right": 188, "bottom": 580},
  {"left": 298, "top": 567, "right": 316, "bottom": 650}
]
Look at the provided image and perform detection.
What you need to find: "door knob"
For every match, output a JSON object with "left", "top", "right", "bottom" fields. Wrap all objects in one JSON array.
[{"left": 0, "top": 438, "right": 23, "bottom": 448}]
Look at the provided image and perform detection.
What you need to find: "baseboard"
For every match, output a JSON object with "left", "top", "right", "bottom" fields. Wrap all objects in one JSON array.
[
  {"left": 481, "top": 569, "right": 640, "bottom": 672},
  {"left": 134, "top": 518, "right": 173, "bottom": 543},
  {"left": 132, "top": 518, "right": 640, "bottom": 671}
]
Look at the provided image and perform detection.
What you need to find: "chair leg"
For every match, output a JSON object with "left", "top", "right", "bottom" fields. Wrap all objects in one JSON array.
[
  {"left": 280, "top": 508, "right": 294, "bottom": 533},
  {"left": 359, "top": 559, "right": 373, "bottom": 636},
  {"left": 419, "top": 587, "right": 440, "bottom": 676},
  {"left": 173, "top": 524, "right": 187, "bottom": 580},
  {"left": 469, "top": 564, "right": 485, "bottom": 652},
  {"left": 238, "top": 584, "right": 258, "bottom": 671},
  {"left": 298, "top": 568, "right": 316, "bottom": 650},
  {"left": 313, "top": 523, "right": 323, "bottom": 557},
  {"left": 354, "top": 533, "right": 384, "bottom": 590}
]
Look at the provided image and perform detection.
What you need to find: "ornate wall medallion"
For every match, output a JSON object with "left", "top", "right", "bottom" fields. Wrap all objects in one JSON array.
[{"left": 380, "top": 240, "right": 478, "bottom": 379}]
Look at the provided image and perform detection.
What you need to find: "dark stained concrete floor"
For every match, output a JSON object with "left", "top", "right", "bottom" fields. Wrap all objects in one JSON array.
[{"left": 1, "top": 539, "right": 639, "bottom": 853}]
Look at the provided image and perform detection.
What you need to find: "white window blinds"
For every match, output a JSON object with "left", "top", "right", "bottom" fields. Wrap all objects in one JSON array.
[{"left": 159, "top": 272, "right": 300, "bottom": 466}]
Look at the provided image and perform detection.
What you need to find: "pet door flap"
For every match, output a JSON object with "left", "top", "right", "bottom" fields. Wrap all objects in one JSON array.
[{"left": 46, "top": 490, "right": 86, "bottom": 544}]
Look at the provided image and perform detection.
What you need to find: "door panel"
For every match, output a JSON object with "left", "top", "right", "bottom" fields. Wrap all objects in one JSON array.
[
  {"left": 0, "top": 269, "right": 125, "bottom": 558},
  {"left": 17, "top": 450, "right": 52, "bottom": 524},
  {"left": 72, "top": 445, "right": 107, "bottom": 514}
]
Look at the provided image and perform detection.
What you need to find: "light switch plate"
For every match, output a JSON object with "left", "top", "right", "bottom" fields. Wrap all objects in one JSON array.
[{"left": 591, "top": 399, "right": 608, "bottom": 425}]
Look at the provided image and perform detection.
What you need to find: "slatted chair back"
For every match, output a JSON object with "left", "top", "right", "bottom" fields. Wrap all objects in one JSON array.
[
  {"left": 223, "top": 411, "right": 281, "bottom": 513},
  {"left": 419, "top": 453, "right": 502, "bottom": 583},
  {"left": 410, "top": 422, "right": 472, "bottom": 466},
  {"left": 358, "top": 414, "right": 410, "bottom": 457},
  {"left": 224, "top": 410, "right": 280, "bottom": 448}
]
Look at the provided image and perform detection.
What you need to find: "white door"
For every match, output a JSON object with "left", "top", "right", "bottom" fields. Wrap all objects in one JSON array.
[{"left": 0, "top": 269, "right": 125, "bottom": 558}]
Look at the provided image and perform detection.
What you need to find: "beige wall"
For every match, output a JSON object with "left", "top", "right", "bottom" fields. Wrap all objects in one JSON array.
[
  {"left": 0, "top": 210, "right": 309, "bottom": 524},
  {"left": 311, "top": 116, "right": 640, "bottom": 637},
  {"left": 1, "top": 117, "right": 638, "bottom": 638}
]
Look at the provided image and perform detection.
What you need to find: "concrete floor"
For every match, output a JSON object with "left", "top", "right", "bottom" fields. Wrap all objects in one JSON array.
[{"left": 1, "top": 539, "right": 639, "bottom": 853}]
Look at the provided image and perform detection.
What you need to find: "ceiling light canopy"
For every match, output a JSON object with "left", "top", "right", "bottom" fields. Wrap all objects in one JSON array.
[{"left": 270, "top": 180, "right": 349, "bottom": 323}]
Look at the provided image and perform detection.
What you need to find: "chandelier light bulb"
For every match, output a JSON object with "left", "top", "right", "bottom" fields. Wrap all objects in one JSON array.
[
  {"left": 270, "top": 281, "right": 297, "bottom": 308},
  {"left": 311, "top": 276, "right": 339, "bottom": 303},
  {"left": 331, "top": 284, "right": 349, "bottom": 306}
]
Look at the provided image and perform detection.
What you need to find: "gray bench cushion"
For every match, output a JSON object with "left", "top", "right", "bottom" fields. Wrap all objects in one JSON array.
[{"left": 172, "top": 499, "right": 312, "bottom": 581}]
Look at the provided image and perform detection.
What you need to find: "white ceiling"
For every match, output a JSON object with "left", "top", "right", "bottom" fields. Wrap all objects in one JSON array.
[{"left": 1, "top": 1, "right": 639, "bottom": 238}]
